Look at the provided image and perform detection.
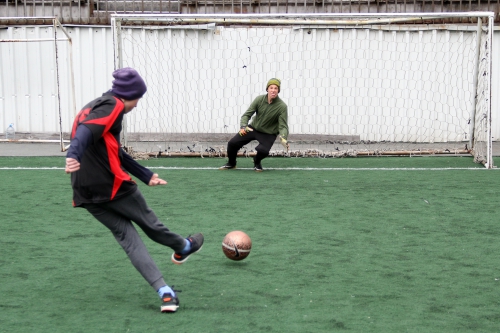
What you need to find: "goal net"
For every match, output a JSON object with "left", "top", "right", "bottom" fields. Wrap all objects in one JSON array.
[{"left": 111, "top": 13, "right": 494, "bottom": 167}]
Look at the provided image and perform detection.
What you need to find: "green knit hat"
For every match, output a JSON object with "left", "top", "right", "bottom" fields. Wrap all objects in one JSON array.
[{"left": 266, "top": 78, "right": 281, "bottom": 93}]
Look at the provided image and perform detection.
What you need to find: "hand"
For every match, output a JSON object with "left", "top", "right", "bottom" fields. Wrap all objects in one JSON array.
[
  {"left": 149, "top": 173, "right": 167, "bottom": 186},
  {"left": 280, "top": 136, "right": 289, "bottom": 151},
  {"left": 65, "top": 158, "right": 80, "bottom": 173},
  {"left": 239, "top": 126, "right": 253, "bottom": 136}
]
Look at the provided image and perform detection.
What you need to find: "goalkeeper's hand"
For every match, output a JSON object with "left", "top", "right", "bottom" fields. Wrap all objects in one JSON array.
[
  {"left": 280, "top": 136, "right": 289, "bottom": 151},
  {"left": 239, "top": 126, "right": 253, "bottom": 136}
]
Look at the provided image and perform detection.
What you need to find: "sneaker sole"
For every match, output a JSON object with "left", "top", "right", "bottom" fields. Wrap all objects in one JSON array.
[
  {"left": 161, "top": 305, "right": 179, "bottom": 312},
  {"left": 171, "top": 245, "right": 203, "bottom": 265},
  {"left": 219, "top": 167, "right": 236, "bottom": 170}
]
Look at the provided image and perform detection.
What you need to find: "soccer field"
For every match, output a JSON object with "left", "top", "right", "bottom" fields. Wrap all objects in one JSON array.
[{"left": 1, "top": 156, "right": 499, "bottom": 332}]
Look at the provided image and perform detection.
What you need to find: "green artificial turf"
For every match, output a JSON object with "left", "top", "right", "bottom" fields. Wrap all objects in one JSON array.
[{"left": 1, "top": 156, "right": 499, "bottom": 332}]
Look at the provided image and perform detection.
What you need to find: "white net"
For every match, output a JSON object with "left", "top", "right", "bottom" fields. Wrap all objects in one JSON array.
[{"left": 112, "top": 13, "right": 493, "bottom": 166}]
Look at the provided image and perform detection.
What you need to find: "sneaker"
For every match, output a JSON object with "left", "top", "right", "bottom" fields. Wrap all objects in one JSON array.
[
  {"left": 254, "top": 163, "right": 263, "bottom": 172},
  {"left": 160, "top": 292, "right": 179, "bottom": 313},
  {"left": 219, "top": 163, "right": 236, "bottom": 170},
  {"left": 171, "top": 233, "right": 204, "bottom": 265}
]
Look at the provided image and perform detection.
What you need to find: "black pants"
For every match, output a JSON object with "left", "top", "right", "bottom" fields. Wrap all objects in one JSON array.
[
  {"left": 84, "top": 189, "right": 186, "bottom": 291},
  {"left": 227, "top": 129, "right": 277, "bottom": 165}
]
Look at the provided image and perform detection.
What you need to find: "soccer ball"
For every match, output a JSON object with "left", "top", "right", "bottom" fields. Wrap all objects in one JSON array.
[{"left": 222, "top": 231, "right": 252, "bottom": 261}]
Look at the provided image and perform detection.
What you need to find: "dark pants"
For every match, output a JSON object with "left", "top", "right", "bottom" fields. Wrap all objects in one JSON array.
[
  {"left": 227, "top": 129, "right": 277, "bottom": 165},
  {"left": 84, "top": 189, "right": 186, "bottom": 291}
]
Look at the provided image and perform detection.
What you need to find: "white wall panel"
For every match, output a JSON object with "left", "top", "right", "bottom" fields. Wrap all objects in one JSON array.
[
  {"left": 0, "top": 25, "right": 499, "bottom": 142},
  {"left": 0, "top": 26, "right": 63, "bottom": 134},
  {"left": 0, "top": 25, "right": 114, "bottom": 137},
  {"left": 62, "top": 26, "right": 115, "bottom": 132}
]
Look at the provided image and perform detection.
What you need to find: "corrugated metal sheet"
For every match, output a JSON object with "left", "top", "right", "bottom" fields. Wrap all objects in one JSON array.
[
  {"left": 116, "top": 24, "right": 496, "bottom": 143},
  {"left": 0, "top": 25, "right": 115, "bottom": 137},
  {"left": 1, "top": 26, "right": 65, "bottom": 134},
  {"left": 0, "top": 25, "right": 499, "bottom": 141}
]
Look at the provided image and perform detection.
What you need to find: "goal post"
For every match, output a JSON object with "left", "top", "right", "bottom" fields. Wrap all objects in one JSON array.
[{"left": 111, "top": 12, "right": 494, "bottom": 168}]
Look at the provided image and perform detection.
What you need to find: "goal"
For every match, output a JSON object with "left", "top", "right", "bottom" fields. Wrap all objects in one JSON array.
[{"left": 111, "top": 12, "right": 494, "bottom": 167}]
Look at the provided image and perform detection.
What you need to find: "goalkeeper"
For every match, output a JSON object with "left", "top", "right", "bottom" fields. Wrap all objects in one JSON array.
[{"left": 219, "top": 78, "right": 289, "bottom": 172}]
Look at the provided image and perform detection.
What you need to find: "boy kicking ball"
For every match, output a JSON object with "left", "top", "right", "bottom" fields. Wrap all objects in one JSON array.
[{"left": 65, "top": 67, "right": 204, "bottom": 313}]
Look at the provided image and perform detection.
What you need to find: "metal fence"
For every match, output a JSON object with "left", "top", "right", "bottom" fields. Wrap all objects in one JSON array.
[{"left": 0, "top": 0, "right": 499, "bottom": 25}]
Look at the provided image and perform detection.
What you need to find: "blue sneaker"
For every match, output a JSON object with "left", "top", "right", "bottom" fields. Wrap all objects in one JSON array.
[
  {"left": 160, "top": 292, "right": 179, "bottom": 313},
  {"left": 171, "top": 233, "right": 204, "bottom": 265}
]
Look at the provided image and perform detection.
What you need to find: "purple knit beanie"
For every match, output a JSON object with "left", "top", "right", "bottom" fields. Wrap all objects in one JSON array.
[{"left": 111, "top": 67, "right": 147, "bottom": 100}]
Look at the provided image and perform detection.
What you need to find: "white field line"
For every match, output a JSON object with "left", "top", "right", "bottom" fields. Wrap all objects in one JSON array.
[{"left": 0, "top": 166, "right": 495, "bottom": 171}]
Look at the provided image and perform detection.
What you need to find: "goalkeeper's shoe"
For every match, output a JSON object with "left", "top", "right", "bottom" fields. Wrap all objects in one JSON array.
[
  {"left": 219, "top": 163, "right": 236, "bottom": 170},
  {"left": 254, "top": 162, "right": 263, "bottom": 172},
  {"left": 171, "top": 233, "right": 204, "bottom": 265},
  {"left": 160, "top": 292, "right": 180, "bottom": 313}
]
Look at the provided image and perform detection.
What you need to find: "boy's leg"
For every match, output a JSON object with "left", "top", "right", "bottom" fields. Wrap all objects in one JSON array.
[
  {"left": 101, "top": 189, "right": 187, "bottom": 253},
  {"left": 85, "top": 202, "right": 166, "bottom": 288}
]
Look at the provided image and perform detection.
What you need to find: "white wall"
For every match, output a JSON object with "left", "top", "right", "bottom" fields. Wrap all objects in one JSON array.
[
  {"left": 0, "top": 25, "right": 115, "bottom": 137},
  {"left": 0, "top": 24, "right": 499, "bottom": 142}
]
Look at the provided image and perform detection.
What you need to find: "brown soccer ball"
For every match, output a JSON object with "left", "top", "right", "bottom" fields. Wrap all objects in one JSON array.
[{"left": 222, "top": 231, "right": 252, "bottom": 261}]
